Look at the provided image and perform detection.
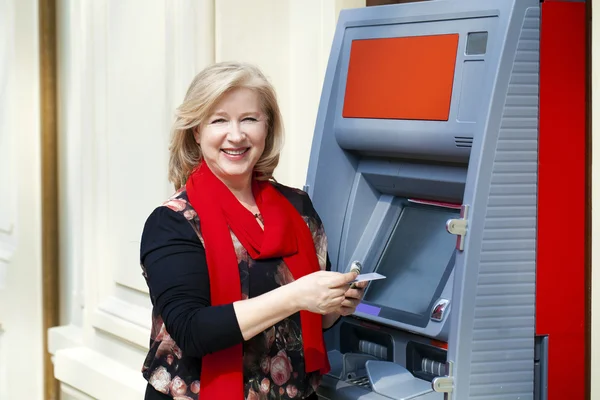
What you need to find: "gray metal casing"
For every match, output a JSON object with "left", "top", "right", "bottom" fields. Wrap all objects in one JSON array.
[{"left": 305, "top": 0, "right": 539, "bottom": 399}]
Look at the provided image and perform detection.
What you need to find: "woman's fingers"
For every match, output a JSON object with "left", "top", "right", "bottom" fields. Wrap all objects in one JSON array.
[
  {"left": 341, "top": 298, "right": 360, "bottom": 308},
  {"left": 338, "top": 305, "right": 356, "bottom": 316},
  {"left": 355, "top": 281, "right": 368, "bottom": 290},
  {"left": 332, "top": 293, "right": 346, "bottom": 305},
  {"left": 319, "top": 293, "right": 345, "bottom": 314},
  {"left": 309, "top": 270, "right": 364, "bottom": 314},
  {"left": 344, "top": 288, "right": 363, "bottom": 300},
  {"left": 324, "top": 286, "right": 348, "bottom": 301},
  {"left": 329, "top": 271, "right": 358, "bottom": 288}
]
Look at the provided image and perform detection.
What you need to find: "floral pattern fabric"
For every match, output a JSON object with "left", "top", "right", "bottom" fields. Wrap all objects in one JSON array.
[{"left": 141, "top": 184, "right": 329, "bottom": 399}]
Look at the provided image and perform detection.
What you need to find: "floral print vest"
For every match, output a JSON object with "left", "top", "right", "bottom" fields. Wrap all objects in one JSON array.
[{"left": 141, "top": 184, "right": 329, "bottom": 399}]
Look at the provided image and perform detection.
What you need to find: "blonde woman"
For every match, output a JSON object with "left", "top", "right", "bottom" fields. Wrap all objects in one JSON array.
[{"left": 140, "top": 62, "right": 367, "bottom": 400}]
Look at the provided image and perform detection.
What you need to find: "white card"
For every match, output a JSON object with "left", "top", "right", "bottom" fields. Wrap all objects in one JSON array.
[{"left": 351, "top": 272, "right": 386, "bottom": 283}]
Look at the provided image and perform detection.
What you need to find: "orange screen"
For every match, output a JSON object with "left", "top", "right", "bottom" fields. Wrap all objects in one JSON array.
[{"left": 342, "top": 34, "right": 459, "bottom": 121}]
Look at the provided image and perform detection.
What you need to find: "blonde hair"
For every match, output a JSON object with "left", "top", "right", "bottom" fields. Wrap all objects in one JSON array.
[{"left": 168, "top": 61, "right": 284, "bottom": 189}]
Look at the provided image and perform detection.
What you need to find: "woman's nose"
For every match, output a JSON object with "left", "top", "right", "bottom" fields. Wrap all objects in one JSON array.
[{"left": 227, "top": 122, "right": 245, "bottom": 141}]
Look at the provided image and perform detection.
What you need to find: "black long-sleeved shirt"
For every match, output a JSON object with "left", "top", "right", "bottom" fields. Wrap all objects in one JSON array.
[
  {"left": 140, "top": 185, "right": 329, "bottom": 399},
  {"left": 142, "top": 206, "right": 243, "bottom": 358}
]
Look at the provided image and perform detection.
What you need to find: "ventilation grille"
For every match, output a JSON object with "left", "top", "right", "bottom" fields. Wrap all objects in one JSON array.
[
  {"left": 468, "top": 6, "right": 539, "bottom": 399},
  {"left": 454, "top": 136, "right": 473, "bottom": 148}
]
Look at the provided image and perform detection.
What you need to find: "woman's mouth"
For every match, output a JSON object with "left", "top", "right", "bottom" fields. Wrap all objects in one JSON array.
[{"left": 221, "top": 148, "right": 250, "bottom": 157}]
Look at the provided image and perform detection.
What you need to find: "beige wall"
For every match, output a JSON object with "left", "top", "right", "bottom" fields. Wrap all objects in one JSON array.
[
  {"left": 0, "top": 0, "right": 44, "bottom": 398},
  {"left": 48, "top": 1, "right": 364, "bottom": 399},
  {"left": 215, "top": 0, "right": 364, "bottom": 188}
]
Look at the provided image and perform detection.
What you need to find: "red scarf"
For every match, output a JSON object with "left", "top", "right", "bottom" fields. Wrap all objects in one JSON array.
[{"left": 185, "top": 162, "right": 330, "bottom": 399}]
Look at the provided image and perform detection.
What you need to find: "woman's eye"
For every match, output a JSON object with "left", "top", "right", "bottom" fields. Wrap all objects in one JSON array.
[
  {"left": 211, "top": 118, "right": 226, "bottom": 124},
  {"left": 242, "top": 117, "right": 258, "bottom": 122}
]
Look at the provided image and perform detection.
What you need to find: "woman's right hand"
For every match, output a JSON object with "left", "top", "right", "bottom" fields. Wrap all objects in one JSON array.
[{"left": 290, "top": 270, "right": 358, "bottom": 315}]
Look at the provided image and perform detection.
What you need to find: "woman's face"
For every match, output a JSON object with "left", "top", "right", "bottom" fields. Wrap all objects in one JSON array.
[{"left": 195, "top": 87, "right": 268, "bottom": 188}]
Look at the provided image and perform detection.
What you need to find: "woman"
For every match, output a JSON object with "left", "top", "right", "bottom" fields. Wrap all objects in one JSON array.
[{"left": 140, "top": 61, "right": 366, "bottom": 400}]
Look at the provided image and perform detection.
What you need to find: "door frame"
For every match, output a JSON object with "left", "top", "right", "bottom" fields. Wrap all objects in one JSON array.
[{"left": 39, "top": 0, "right": 59, "bottom": 399}]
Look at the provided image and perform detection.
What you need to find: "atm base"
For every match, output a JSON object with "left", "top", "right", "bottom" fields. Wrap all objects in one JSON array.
[{"left": 317, "top": 368, "right": 443, "bottom": 400}]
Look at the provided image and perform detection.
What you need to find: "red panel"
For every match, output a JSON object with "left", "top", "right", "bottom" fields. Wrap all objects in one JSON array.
[
  {"left": 537, "top": 2, "right": 586, "bottom": 400},
  {"left": 342, "top": 34, "right": 458, "bottom": 121}
]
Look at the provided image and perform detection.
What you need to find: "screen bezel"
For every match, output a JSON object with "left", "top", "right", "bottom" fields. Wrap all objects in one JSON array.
[{"left": 358, "top": 199, "right": 459, "bottom": 328}]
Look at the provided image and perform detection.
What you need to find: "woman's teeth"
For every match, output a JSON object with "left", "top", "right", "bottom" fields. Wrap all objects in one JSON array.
[{"left": 222, "top": 148, "right": 248, "bottom": 155}]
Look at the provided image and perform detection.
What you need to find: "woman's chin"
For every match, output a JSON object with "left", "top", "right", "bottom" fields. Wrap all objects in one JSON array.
[
  {"left": 218, "top": 167, "right": 254, "bottom": 182},
  {"left": 207, "top": 158, "right": 258, "bottom": 186}
]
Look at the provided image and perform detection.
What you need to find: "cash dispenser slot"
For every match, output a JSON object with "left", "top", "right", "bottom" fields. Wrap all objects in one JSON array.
[
  {"left": 326, "top": 320, "right": 448, "bottom": 399},
  {"left": 340, "top": 321, "right": 394, "bottom": 362},
  {"left": 325, "top": 320, "right": 449, "bottom": 400},
  {"left": 406, "top": 341, "right": 448, "bottom": 382},
  {"left": 328, "top": 322, "right": 393, "bottom": 387}
]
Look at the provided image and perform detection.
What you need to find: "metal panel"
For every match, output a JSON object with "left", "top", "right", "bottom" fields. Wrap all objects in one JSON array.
[{"left": 447, "top": 5, "right": 539, "bottom": 400}]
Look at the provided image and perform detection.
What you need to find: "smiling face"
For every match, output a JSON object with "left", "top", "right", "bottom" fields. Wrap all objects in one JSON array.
[{"left": 194, "top": 87, "right": 268, "bottom": 189}]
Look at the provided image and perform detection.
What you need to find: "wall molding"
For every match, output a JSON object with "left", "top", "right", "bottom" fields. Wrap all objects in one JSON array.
[
  {"left": 48, "top": 324, "right": 84, "bottom": 355},
  {"left": 54, "top": 346, "right": 146, "bottom": 399},
  {"left": 0, "top": 245, "right": 13, "bottom": 290},
  {"left": 58, "top": 0, "right": 92, "bottom": 325},
  {"left": 59, "top": 383, "right": 96, "bottom": 400},
  {"left": 166, "top": 0, "right": 215, "bottom": 111},
  {"left": 0, "top": 254, "right": 8, "bottom": 291},
  {"left": 0, "top": 325, "right": 6, "bottom": 400},
  {"left": 0, "top": 0, "right": 17, "bottom": 288},
  {"left": 50, "top": 325, "right": 146, "bottom": 399},
  {"left": 91, "top": 296, "right": 151, "bottom": 349}
]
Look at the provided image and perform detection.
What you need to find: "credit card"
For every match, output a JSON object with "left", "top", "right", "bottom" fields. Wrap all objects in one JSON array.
[{"left": 350, "top": 272, "right": 386, "bottom": 283}]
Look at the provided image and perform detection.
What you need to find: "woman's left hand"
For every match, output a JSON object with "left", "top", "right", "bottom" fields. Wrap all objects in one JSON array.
[{"left": 337, "top": 280, "right": 368, "bottom": 316}]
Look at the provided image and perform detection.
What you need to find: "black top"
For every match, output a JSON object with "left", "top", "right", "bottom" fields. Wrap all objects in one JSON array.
[{"left": 141, "top": 184, "right": 331, "bottom": 400}]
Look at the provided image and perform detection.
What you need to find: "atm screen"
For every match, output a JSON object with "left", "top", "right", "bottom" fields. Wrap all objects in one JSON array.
[
  {"left": 343, "top": 34, "right": 459, "bottom": 121},
  {"left": 362, "top": 204, "right": 458, "bottom": 327}
]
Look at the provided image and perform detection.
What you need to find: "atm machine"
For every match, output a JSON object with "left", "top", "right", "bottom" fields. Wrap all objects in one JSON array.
[{"left": 305, "top": 0, "right": 587, "bottom": 399}]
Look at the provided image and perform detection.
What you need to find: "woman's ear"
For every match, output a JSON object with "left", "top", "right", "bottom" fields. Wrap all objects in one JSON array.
[{"left": 193, "top": 126, "right": 201, "bottom": 144}]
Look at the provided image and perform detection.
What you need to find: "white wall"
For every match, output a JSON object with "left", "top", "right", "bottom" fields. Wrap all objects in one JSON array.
[
  {"left": 215, "top": 0, "right": 364, "bottom": 187},
  {"left": 49, "top": 1, "right": 364, "bottom": 399},
  {"left": 0, "top": 0, "right": 44, "bottom": 399}
]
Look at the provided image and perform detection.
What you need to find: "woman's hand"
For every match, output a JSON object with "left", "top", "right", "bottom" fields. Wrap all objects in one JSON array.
[
  {"left": 291, "top": 270, "right": 358, "bottom": 315},
  {"left": 336, "top": 280, "right": 367, "bottom": 316}
]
